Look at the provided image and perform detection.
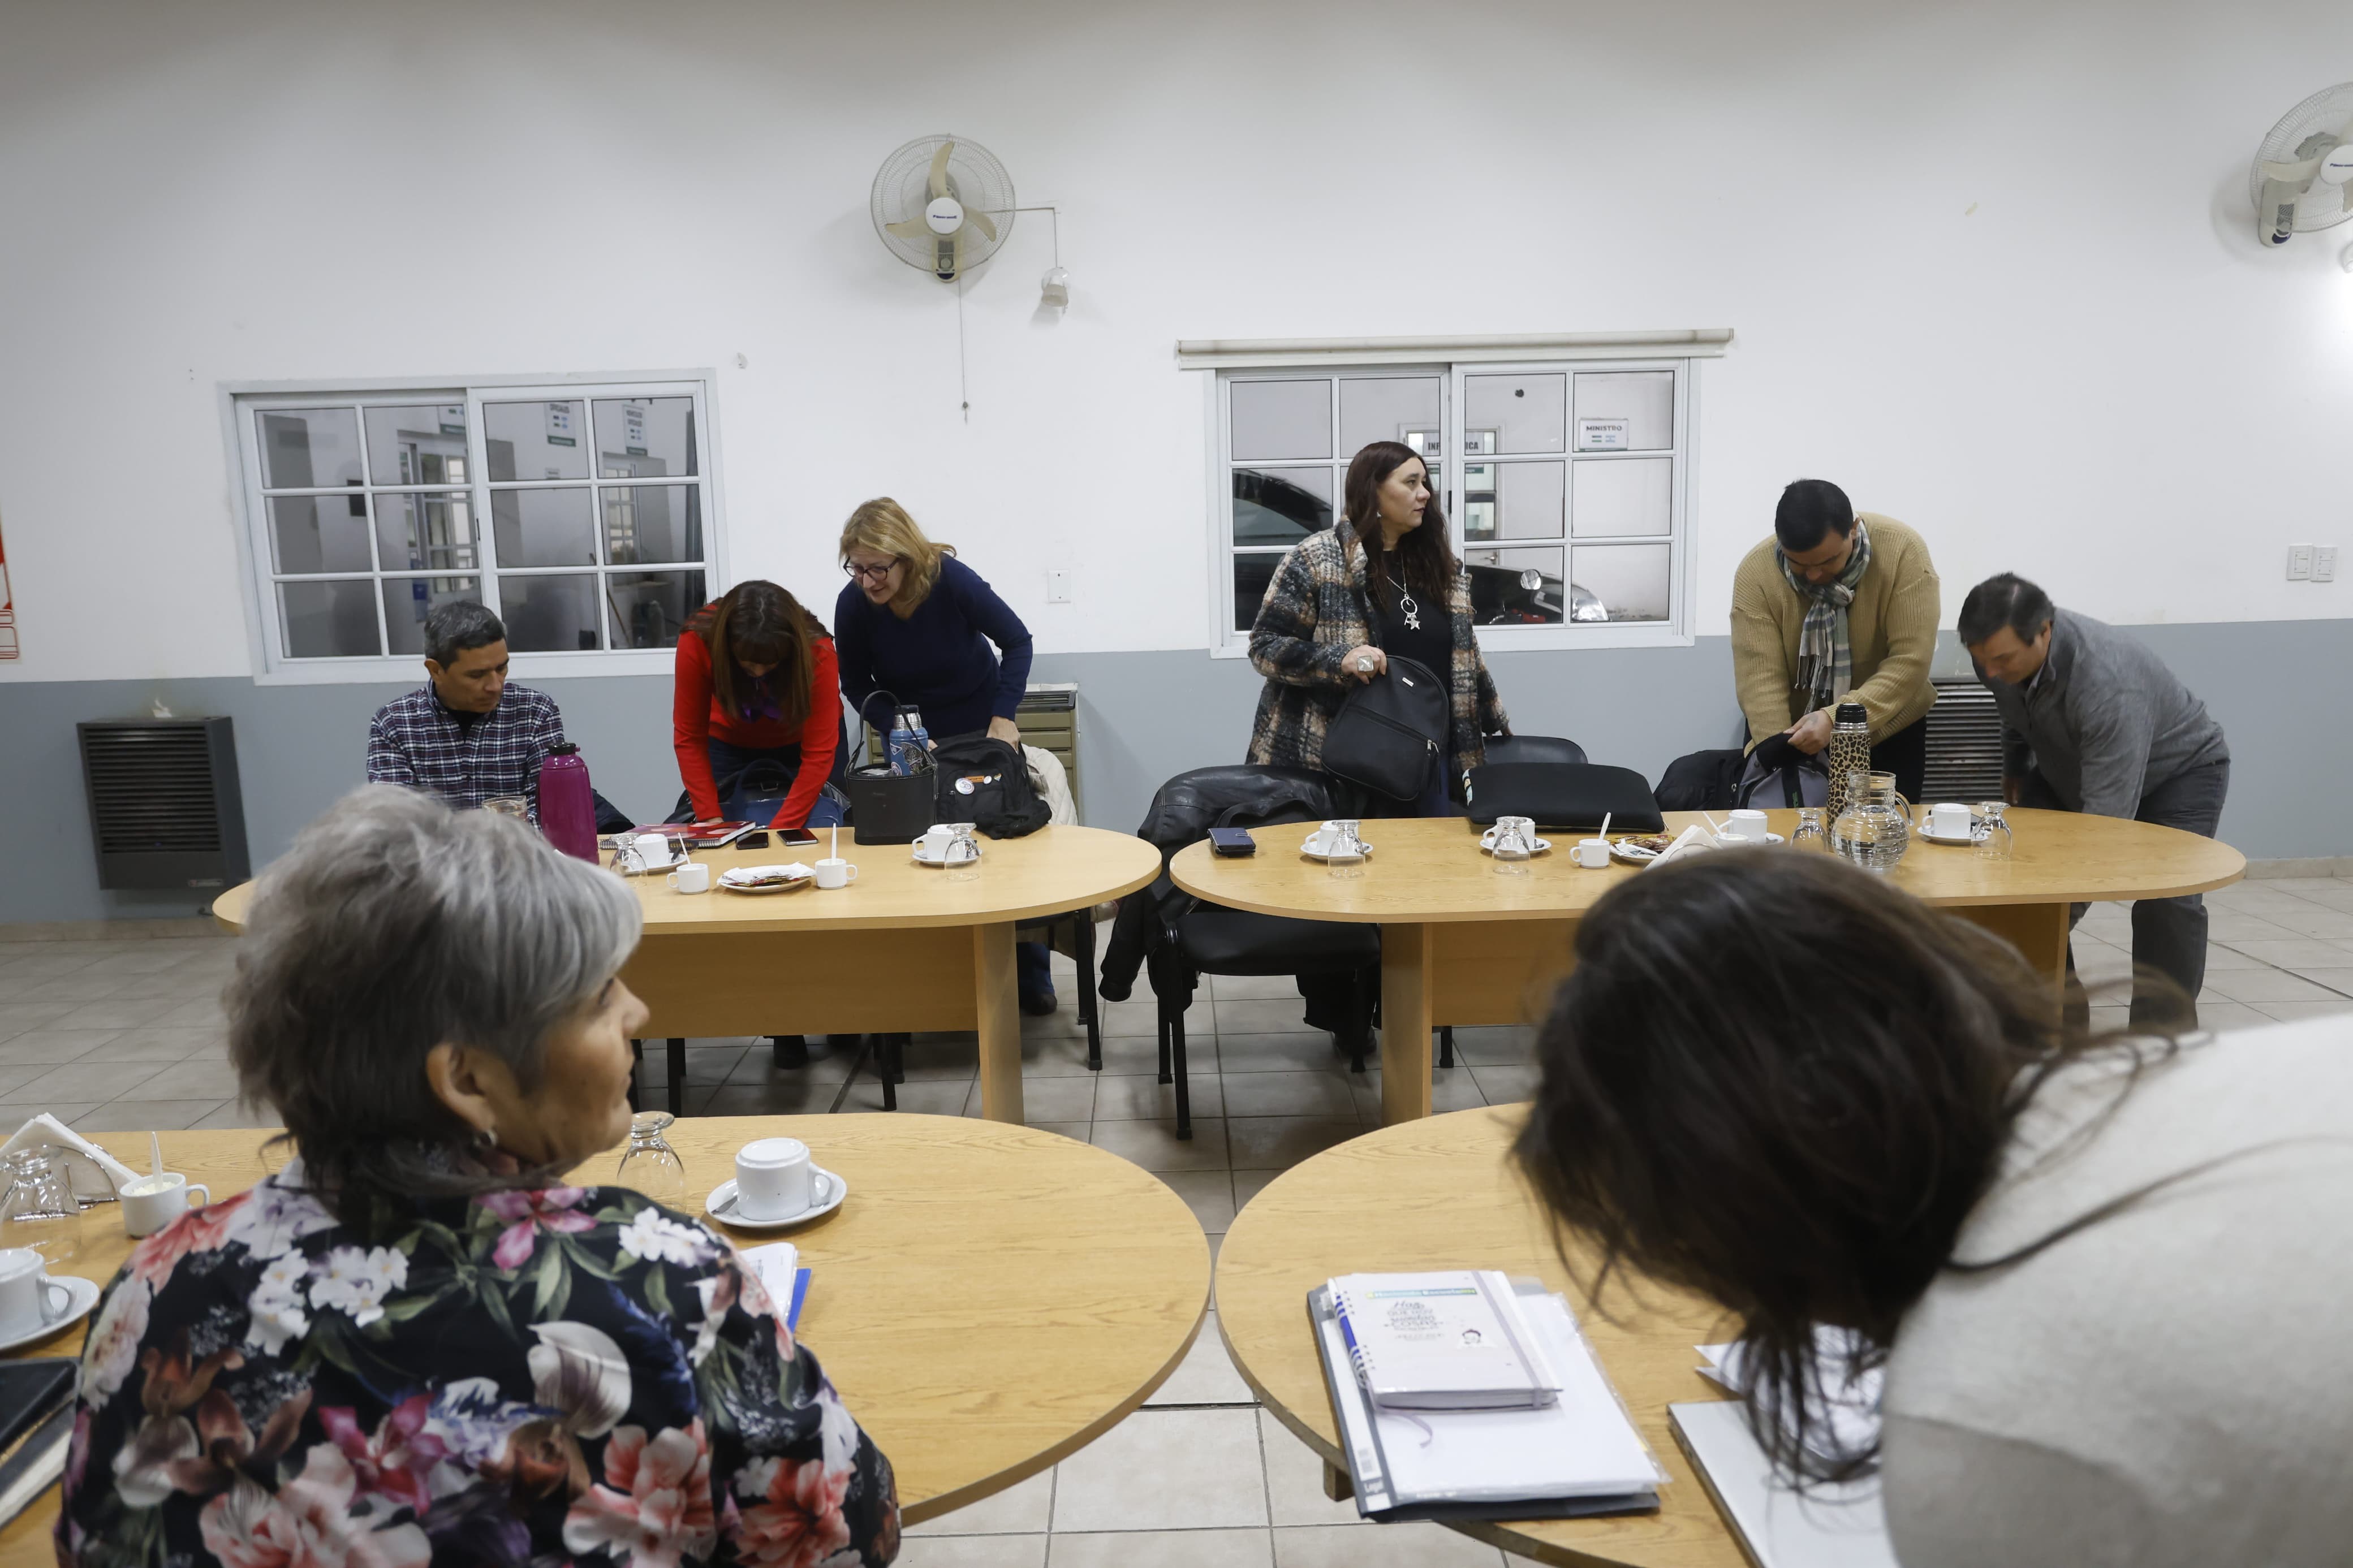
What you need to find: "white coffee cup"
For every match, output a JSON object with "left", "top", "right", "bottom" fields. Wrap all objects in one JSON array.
[
  {"left": 1722, "top": 809, "right": 1769, "bottom": 841},
  {"left": 120, "top": 1172, "right": 211, "bottom": 1239},
  {"left": 1572, "top": 837, "right": 1611, "bottom": 869},
  {"left": 666, "top": 863, "right": 710, "bottom": 894},
  {"left": 0, "top": 1248, "right": 72, "bottom": 1334},
  {"left": 1930, "top": 802, "right": 1975, "bottom": 839},
  {"left": 735, "top": 1137, "right": 815, "bottom": 1220},
  {"left": 815, "top": 857, "right": 858, "bottom": 889},
  {"left": 634, "top": 832, "right": 675, "bottom": 869},
  {"left": 920, "top": 824, "right": 955, "bottom": 861}
]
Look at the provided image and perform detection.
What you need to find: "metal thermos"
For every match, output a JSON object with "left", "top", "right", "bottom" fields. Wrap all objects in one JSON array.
[
  {"left": 888, "top": 710, "right": 930, "bottom": 776},
  {"left": 536, "top": 742, "right": 600, "bottom": 862}
]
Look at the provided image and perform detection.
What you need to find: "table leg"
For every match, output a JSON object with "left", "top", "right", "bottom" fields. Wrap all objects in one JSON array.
[
  {"left": 1381, "top": 923, "right": 1434, "bottom": 1125},
  {"left": 973, "top": 921, "right": 1025, "bottom": 1124},
  {"left": 1321, "top": 1458, "right": 1353, "bottom": 1502},
  {"left": 1953, "top": 903, "right": 2071, "bottom": 989}
]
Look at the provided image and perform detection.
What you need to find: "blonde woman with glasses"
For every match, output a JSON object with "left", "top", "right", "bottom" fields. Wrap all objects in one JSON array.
[
  {"left": 835, "top": 497, "right": 1054, "bottom": 1010},
  {"left": 835, "top": 498, "right": 1033, "bottom": 749}
]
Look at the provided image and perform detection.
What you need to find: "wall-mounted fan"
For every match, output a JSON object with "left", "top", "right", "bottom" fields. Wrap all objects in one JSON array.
[
  {"left": 2251, "top": 83, "right": 2353, "bottom": 247},
  {"left": 871, "top": 135, "right": 1015, "bottom": 280}
]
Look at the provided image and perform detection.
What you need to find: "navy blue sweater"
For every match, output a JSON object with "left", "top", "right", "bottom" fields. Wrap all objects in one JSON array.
[{"left": 834, "top": 554, "right": 1035, "bottom": 738}]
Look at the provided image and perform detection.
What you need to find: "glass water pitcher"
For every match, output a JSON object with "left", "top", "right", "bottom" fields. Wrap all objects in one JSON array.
[{"left": 1829, "top": 771, "right": 1911, "bottom": 874}]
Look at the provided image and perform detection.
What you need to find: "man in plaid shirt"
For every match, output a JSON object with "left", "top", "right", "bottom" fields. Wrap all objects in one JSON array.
[{"left": 366, "top": 602, "right": 567, "bottom": 816}]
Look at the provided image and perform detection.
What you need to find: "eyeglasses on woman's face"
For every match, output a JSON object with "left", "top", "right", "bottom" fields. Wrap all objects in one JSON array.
[{"left": 843, "top": 557, "right": 899, "bottom": 585}]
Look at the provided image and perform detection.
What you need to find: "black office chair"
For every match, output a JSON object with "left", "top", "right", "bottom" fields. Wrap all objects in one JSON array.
[{"left": 1100, "top": 766, "right": 1380, "bottom": 1139}]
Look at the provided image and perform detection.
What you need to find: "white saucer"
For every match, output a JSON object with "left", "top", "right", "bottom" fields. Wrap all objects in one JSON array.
[
  {"left": 1718, "top": 832, "right": 1786, "bottom": 846},
  {"left": 1478, "top": 833, "right": 1553, "bottom": 856},
  {"left": 706, "top": 1168, "right": 847, "bottom": 1230},
  {"left": 0, "top": 1274, "right": 100, "bottom": 1353},
  {"left": 911, "top": 843, "right": 982, "bottom": 866},
  {"left": 1301, "top": 837, "right": 1374, "bottom": 861},
  {"left": 718, "top": 863, "right": 815, "bottom": 894},
  {"left": 1917, "top": 827, "right": 1979, "bottom": 846}
]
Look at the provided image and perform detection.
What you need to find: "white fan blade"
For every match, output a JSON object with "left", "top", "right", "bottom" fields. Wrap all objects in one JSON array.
[
  {"left": 928, "top": 141, "right": 954, "bottom": 200},
  {"left": 968, "top": 207, "right": 998, "bottom": 243},
  {"left": 885, "top": 217, "right": 931, "bottom": 241},
  {"left": 2261, "top": 157, "right": 2322, "bottom": 183}
]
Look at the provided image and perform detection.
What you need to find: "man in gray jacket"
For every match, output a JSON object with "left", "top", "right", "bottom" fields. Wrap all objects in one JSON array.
[{"left": 1960, "top": 573, "right": 2230, "bottom": 1025}]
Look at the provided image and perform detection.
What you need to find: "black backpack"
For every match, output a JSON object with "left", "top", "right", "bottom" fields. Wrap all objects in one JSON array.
[
  {"left": 929, "top": 733, "right": 1053, "bottom": 839},
  {"left": 1654, "top": 747, "right": 1746, "bottom": 812},
  {"left": 1319, "top": 655, "right": 1450, "bottom": 802}
]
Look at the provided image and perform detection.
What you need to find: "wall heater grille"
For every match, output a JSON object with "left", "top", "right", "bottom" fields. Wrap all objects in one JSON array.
[
  {"left": 77, "top": 718, "right": 251, "bottom": 891},
  {"left": 1920, "top": 680, "right": 2008, "bottom": 806}
]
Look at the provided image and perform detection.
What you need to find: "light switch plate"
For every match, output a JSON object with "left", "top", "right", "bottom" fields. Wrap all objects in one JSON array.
[
  {"left": 1046, "top": 569, "right": 1072, "bottom": 604},
  {"left": 2317, "top": 547, "right": 2339, "bottom": 583},
  {"left": 2289, "top": 545, "right": 2315, "bottom": 581}
]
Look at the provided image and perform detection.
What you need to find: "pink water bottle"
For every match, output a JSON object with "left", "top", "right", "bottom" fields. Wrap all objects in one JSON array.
[{"left": 537, "top": 742, "right": 600, "bottom": 862}]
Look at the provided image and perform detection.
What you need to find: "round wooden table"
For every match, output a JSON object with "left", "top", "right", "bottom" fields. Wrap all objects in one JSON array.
[
  {"left": 0, "top": 1113, "right": 1209, "bottom": 1561},
  {"left": 1171, "top": 809, "right": 2245, "bottom": 1122},
  {"left": 1217, "top": 1106, "right": 1743, "bottom": 1567},
  {"left": 211, "top": 824, "right": 1161, "bottom": 1125}
]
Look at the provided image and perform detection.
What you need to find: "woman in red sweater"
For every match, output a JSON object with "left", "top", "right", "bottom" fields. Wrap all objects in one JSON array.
[{"left": 674, "top": 580, "right": 845, "bottom": 831}]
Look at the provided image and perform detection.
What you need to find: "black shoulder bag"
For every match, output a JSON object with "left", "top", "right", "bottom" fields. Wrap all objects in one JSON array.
[
  {"left": 1319, "top": 577, "right": 1450, "bottom": 802},
  {"left": 842, "top": 690, "right": 937, "bottom": 845}
]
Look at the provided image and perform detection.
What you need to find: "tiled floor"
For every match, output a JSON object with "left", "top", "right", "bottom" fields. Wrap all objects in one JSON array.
[{"left": 5, "top": 874, "right": 2352, "bottom": 1561}]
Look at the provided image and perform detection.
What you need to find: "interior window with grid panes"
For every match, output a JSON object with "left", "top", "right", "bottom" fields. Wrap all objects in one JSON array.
[
  {"left": 1460, "top": 368, "right": 1677, "bottom": 627},
  {"left": 1225, "top": 372, "right": 1445, "bottom": 632},
  {"left": 247, "top": 386, "right": 713, "bottom": 663}
]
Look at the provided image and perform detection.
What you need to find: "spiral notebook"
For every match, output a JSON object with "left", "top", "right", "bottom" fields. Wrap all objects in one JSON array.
[
  {"left": 1308, "top": 1280, "right": 1663, "bottom": 1523},
  {"left": 1329, "top": 1270, "right": 1561, "bottom": 1410}
]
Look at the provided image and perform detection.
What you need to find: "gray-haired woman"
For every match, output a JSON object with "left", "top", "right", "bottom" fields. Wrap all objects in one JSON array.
[{"left": 61, "top": 786, "right": 900, "bottom": 1566}]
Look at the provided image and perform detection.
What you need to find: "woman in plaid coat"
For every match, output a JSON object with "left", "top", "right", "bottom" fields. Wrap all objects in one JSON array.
[{"left": 1247, "top": 440, "right": 1507, "bottom": 812}]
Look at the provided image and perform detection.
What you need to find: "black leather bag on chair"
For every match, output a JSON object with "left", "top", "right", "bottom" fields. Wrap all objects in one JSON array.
[
  {"left": 1319, "top": 655, "right": 1449, "bottom": 802},
  {"left": 843, "top": 690, "right": 936, "bottom": 845},
  {"left": 930, "top": 733, "right": 1051, "bottom": 839}
]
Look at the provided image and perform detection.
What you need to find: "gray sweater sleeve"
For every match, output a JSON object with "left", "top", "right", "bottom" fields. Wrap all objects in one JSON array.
[{"left": 2067, "top": 671, "right": 2156, "bottom": 819}]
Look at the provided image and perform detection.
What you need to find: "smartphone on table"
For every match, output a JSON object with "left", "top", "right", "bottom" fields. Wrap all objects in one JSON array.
[
  {"left": 1208, "top": 828, "right": 1257, "bottom": 857},
  {"left": 777, "top": 828, "right": 820, "bottom": 848},
  {"left": 737, "top": 831, "right": 770, "bottom": 850}
]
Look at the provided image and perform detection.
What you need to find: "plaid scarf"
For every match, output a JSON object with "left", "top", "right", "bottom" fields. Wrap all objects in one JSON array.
[{"left": 1778, "top": 519, "right": 1872, "bottom": 711}]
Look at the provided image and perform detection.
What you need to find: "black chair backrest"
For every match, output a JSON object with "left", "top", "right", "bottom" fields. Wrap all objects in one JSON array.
[{"left": 1481, "top": 734, "right": 1587, "bottom": 767}]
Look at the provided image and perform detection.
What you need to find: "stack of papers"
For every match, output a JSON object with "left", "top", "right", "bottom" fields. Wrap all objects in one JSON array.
[
  {"left": 1309, "top": 1275, "right": 1663, "bottom": 1523},
  {"left": 1671, "top": 1327, "right": 1894, "bottom": 1567},
  {"left": 740, "top": 1241, "right": 812, "bottom": 1329}
]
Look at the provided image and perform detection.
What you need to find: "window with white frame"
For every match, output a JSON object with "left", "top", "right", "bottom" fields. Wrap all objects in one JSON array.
[
  {"left": 1212, "top": 358, "right": 1694, "bottom": 650},
  {"left": 233, "top": 379, "right": 717, "bottom": 672}
]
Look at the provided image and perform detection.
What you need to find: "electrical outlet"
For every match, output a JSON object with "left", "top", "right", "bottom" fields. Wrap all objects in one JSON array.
[
  {"left": 2289, "top": 545, "right": 2315, "bottom": 581},
  {"left": 2317, "top": 546, "right": 2339, "bottom": 583},
  {"left": 1046, "top": 569, "right": 1072, "bottom": 604}
]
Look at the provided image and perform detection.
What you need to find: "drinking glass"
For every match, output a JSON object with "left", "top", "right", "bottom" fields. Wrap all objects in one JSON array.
[
  {"left": 0, "top": 1152, "right": 84, "bottom": 1266},
  {"left": 1490, "top": 818, "right": 1534, "bottom": 877},
  {"left": 946, "top": 822, "right": 981, "bottom": 883},
  {"left": 1325, "top": 819, "right": 1367, "bottom": 881},
  {"left": 615, "top": 1112, "right": 689, "bottom": 1202},
  {"left": 1790, "top": 807, "right": 1828, "bottom": 852},
  {"left": 1973, "top": 801, "right": 2014, "bottom": 862}
]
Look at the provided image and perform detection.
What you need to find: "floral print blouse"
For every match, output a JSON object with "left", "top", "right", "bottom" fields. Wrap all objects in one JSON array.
[{"left": 59, "top": 1161, "right": 900, "bottom": 1567}]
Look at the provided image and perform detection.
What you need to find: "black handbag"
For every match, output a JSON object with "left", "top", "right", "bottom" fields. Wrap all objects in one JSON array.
[
  {"left": 1460, "top": 762, "right": 1666, "bottom": 832},
  {"left": 843, "top": 691, "right": 936, "bottom": 845},
  {"left": 1320, "top": 654, "right": 1449, "bottom": 802}
]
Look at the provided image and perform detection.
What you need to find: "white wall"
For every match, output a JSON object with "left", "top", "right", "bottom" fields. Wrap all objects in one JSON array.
[{"left": 4, "top": 0, "right": 2353, "bottom": 685}]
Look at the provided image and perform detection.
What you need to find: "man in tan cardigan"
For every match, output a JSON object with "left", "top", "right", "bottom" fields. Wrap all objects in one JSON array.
[{"left": 1730, "top": 480, "right": 1941, "bottom": 799}]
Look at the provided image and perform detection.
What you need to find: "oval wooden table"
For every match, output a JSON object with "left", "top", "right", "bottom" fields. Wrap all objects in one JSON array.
[
  {"left": 1219, "top": 1105, "right": 1743, "bottom": 1568},
  {"left": 1172, "top": 809, "right": 2246, "bottom": 1123},
  {"left": 0, "top": 1112, "right": 1209, "bottom": 1564},
  {"left": 212, "top": 824, "right": 1161, "bottom": 1125}
]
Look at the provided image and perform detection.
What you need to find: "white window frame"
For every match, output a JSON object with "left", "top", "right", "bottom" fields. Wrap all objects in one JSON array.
[
  {"left": 1192, "top": 332, "right": 1723, "bottom": 656},
  {"left": 223, "top": 370, "right": 728, "bottom": 683}
]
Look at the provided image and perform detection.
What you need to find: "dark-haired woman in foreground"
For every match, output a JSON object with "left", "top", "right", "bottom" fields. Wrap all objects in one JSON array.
[
  {"left": 1515, "top": 852, "right": 2353, "bottom": 1567},
  {"left": 1247, "top": 440, "right": 1507, "bottom": 815}
]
